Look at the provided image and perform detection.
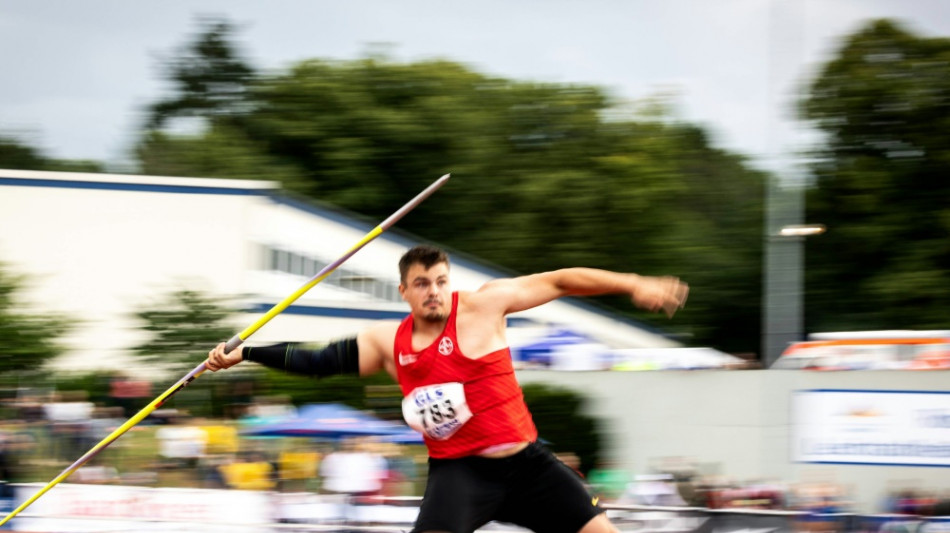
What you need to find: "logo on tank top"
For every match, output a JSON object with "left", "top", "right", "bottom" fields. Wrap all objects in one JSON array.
[
  {"left": 438, "top": 337, "right": 454, "bottom": 356},
  {"left": 398, "top": 352, "right": 418, "bottom": 366}
]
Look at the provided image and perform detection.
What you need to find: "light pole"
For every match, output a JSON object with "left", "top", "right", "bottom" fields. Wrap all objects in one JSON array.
[
  {"left": 762, "top": 199, "right": 825, "bottom": 368},
  {"left": 761, "top": 0, "right": 818, "bottom": 369},
  {"left": 777, "top": 225, "right": 826, "bottom": 238}
]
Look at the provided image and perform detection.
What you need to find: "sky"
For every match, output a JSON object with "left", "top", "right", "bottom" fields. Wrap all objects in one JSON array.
[{"left": 1, "top": 0, "right": 949, "bottom": 175}]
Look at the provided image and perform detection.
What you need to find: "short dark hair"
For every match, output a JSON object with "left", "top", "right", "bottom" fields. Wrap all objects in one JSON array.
[{"left": 399, "top": 245, "right": 449, "bottom": 283}]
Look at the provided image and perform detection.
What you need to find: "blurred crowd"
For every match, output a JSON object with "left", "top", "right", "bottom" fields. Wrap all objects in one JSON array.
[
  {"left": 580, "top": 458, "right": 950, "bottom": 520},
  {"left": 1, "top": 384, "right": 949, "bottom": 523},
  {"left": 0, "top": 383, "right": 425, "bottom": 500}
]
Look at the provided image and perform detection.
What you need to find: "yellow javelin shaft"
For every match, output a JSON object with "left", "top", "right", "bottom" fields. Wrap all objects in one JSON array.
[
  {"left": 0, "top": 173, "right": 450, "bottom": 527},
  {"left": 223, "top": 173, "right": 450, "bottom": 353},
  {"left": 0, "top": 364, "right": 206, "bottom": 527},
  {"left": 227, "top": 225, "right": 383, "bottom": 349}
]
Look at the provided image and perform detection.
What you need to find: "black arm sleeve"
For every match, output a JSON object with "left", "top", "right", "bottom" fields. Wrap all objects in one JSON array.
[{"left": 242, "top": 338, "right": 360, "bottom": 377}]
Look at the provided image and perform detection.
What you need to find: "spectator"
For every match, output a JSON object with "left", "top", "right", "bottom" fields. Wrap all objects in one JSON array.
[
  {"left": 108, "top": 373, "right": 151, "bottom": 418},
  {"left": 320, "top": 438, "right": 388, "bottom": 497},
  {"left": 155, "top": 416, "right": 207, "bottom": 470},
  {"left": 219, "top": 452, "right": 275, "bottom": 491},
  {"left": 588, "top": 461, "right": 630, "bottom": 501}
]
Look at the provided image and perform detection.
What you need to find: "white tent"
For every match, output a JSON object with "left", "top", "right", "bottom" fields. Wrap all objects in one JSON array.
[{"left": 611, "top": 347, "right": 747, "bottom": 371}]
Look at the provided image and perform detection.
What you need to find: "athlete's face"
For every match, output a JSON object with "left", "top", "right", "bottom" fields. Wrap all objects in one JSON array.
[{"left": 400, "top": 261, "right": 451, "bottom": 323}]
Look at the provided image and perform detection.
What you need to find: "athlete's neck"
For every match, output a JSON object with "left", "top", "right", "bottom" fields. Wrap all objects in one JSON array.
[{"left": 412, "top": 316, "right": 447, "bottom": 335}]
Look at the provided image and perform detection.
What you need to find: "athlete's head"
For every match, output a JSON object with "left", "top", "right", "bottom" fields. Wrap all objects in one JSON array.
[{"left": 399, "top": 245, "right": 451, "bottom": 323}]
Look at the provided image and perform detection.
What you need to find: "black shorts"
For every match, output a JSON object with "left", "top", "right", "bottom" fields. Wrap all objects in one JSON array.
[{"left": 412, "top": 442, "right": 603, "bottom": 533}]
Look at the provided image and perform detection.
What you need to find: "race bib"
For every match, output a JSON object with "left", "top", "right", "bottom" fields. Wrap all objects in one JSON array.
[{"left": 402, "top": 382, "right": 473, "bottom": 440}]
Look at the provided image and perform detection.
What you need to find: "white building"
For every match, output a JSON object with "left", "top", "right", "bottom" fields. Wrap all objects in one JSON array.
[{"left": 0, "top": 168, "right": 678, "bottom": 373}]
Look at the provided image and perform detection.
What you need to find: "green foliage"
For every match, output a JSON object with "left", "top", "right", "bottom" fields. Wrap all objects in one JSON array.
[
  {"left": 126, "top": 287, "right": 401, "bottom": 417},
  {"left": 147, "top": 16, "right": 256, "bottom": 130},
  {"left": 521, "top": 383, "right": 603, "bottom": 473},
  {"left": 0, "top": 136, "right": 102, "bottom": 172},
  {"left": 50, "top": 371, "right": 115, "bottom": 405},
  {"left": 136, "top": 21, "right": 767, "bottom": 355},
  {"left": 127, "top": 288, "right": 246, "bottom": 418},
  {"left": 0, "top": 137, "right": 47, "bottom": 170},
  {"left": 0, "top": 263, "right": 71, "bottom": 374},
  {"left": 801, "top": 19, "right": 950, "bottom": 331},
  {"left": 136, "top": 126, "right": 305, "bottom": 183},
  {"left": 256, "top": 369, "right": 399, "bottom": 414},
  {"left": 130, "top": 288, "right": 236, "bottom": 376}
]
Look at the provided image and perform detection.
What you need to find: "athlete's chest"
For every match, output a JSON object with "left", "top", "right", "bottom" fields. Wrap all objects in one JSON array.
[{"left": 408, "top": 330, "right": 447, "bottom": 353}]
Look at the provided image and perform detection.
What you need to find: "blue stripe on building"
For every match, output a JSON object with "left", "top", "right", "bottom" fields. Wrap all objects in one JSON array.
[
  {"left": 246, "top": 303, "right": 539, "bottom": 326},
  {"left": 0, "top": 171, "right": 667, "bottom": 337},
  {"left": 0, "top": 176, "right": 270, "bottom": 196}
]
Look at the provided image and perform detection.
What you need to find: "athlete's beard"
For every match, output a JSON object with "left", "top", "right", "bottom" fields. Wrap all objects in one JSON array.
[
  {"left": 420, "top": 299, "right": 446, "bottom": 323},
  {"left": 421, "top": 310, "right": 447, "bottom": 323}
]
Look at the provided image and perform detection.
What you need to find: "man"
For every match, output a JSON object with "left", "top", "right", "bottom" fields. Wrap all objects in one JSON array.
[{"left": 207, "top": 245, "right": 688, "bottom": 533}]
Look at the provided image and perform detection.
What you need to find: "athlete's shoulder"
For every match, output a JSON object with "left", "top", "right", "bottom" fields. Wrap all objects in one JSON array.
[
  {"left": 456, "top": 288, "right": 484, "bottom": 307},
  {"left": 361, "top": 320, "right": 400, "bottom": 350},
  {"left": 460, "top": 281, "right": 517, "bottom": 314},
  {"left": 468, "top": 277, "right": 518, "bottom": 297},
  {"left": 356, "top": 320, "right": 401, "bottom": 376},
  {"left": 366, "top": 319, "right": 401, "bottom": 337}
]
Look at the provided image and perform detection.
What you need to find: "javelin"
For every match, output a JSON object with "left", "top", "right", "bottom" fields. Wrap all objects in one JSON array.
[{"left": 0, "top": 173, "right": 451, "bottom": 527}]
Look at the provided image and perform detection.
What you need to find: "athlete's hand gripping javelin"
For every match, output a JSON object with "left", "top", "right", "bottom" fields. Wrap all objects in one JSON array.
[{"left": 206, "top": 343, "right": 244, "bottom": 372}]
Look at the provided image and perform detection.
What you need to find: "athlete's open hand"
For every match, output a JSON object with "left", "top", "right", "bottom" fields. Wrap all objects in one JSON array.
[
  {"left": 631, "top": 275, "right": 689, "bottom": 318},
  {"left": 206, "top": 342, "right": 244, "bottom": 372}
]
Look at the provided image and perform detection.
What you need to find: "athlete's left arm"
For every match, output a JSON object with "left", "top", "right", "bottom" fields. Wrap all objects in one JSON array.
[{"left": 475, "top": 268, "right": 688, "bottom": 317}]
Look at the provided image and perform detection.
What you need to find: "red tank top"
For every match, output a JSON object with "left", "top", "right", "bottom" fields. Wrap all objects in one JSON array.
[{"left": 394, "top": 292, "right": 538, "bottom": 458}]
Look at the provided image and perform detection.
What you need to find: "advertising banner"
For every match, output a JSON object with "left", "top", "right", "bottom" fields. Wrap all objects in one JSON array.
[
  {"left": 12, "top": 483, "right": 272, "bottom": 532},
  {"left": 792, "top": 389, "right": 950, "bottom": 466}
]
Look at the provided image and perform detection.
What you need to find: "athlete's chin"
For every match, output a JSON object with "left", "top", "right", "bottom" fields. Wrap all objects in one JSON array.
[{"left": 421, "top": 311, "right": 447, "bottom": 323}]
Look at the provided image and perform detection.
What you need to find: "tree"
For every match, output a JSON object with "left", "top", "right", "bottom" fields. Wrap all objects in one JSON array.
[
  {"left": 130, "top": 288, "right": 236, "bottom": 375},
  {"left": 0, "top": 262, "right": 71, "bottom": 376},
  {"left": 0, "top": 135, "right": 102, "bottom": 172},
  {"left": 147, "top": 16, "right": 256, "bottom": 130},
  {"left": 137, "top": 19, "right": 307, "bottom": 185},
  {"left": 521, "top": 383, "right": 603, "bottom": 474},
  {"left": 0, "top": 137, "right": 47, "bottom": 170},
  {"left": 137, "top": 21, "right": 767, "bottom": 355},
  {"left": 129, "top": 287, "right": 247, "bottom": 417},
  {"left": 801, "top": 19, "right": 950, "bottom": 331},
  {"left": 136, "top": 126, "right": 305, "bottom": 184},
  {"left": 256, "top": 369, "right": 399, "bottom": 414}
]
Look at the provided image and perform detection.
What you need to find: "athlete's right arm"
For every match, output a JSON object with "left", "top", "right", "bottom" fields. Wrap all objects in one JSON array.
[
  {"left": 206, "top": 321, "right": 399, "bottom": 379},
  {"left": 357, "top": 321, "right": 400, "bottom": 379}
]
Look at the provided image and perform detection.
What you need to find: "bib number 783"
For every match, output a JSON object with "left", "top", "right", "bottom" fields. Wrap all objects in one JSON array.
[
  {"left": 402, "top": 382, "right": 473, "bottom": 440},
  {"left": 418, "top": 398, "right": 456, "bottom": 427}
]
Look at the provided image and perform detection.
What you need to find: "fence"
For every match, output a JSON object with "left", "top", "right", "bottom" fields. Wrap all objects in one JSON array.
[{"left": 5, "top": 485, "right": 950, "bottom": 533}]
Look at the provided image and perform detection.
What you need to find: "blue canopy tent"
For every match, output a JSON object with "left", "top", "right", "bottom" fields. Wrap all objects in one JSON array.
[
  {"left": 511, "top": 328, "right": 613, "bottom": 370},
  {"left": 242, "top": 403, "right": 423, "bottom": 444}
]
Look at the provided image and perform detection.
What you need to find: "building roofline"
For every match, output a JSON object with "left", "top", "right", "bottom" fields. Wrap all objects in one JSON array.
[
  {"left": 265, "top": 194, "right": 674, "bottom": 339},
  {"left": 0, "top": 168, "right": 276, "bottom": 191},
  {"left": 1, "top": 168, "right": 673, "bottom": 340}
]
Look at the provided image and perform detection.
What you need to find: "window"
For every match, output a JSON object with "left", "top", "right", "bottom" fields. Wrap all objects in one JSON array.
[{"left": 260, "top": 244, "right": 401, "bottom": 303}]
